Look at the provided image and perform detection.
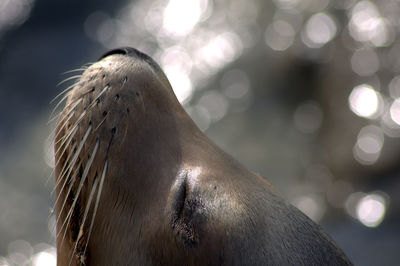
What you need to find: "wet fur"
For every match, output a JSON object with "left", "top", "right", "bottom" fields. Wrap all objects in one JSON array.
[{"left": 53, "top": 48, "right": 352, "bottom": 265}]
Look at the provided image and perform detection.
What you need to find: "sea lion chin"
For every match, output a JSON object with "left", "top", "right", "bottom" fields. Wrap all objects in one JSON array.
[{"left": 53, "top": 47, "right": 352, "bottom": 265}]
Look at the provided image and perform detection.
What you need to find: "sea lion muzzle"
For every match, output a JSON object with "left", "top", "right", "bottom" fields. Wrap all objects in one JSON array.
[{"left": 54, "top": 47, "right": 353, "bottom": 265}]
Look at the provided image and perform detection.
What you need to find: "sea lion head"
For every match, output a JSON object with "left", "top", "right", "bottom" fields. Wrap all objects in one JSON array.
[
  {"left": 54, "top": 47, "right": 224, "bottom": 265},
  {"left": 54, "top": 47, "right": 352, "bottom": 265}
]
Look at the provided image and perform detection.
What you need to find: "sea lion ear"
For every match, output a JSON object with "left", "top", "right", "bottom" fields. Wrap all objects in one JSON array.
[{"left": 99, "top": 47, "right": 140, "bottom": 60}]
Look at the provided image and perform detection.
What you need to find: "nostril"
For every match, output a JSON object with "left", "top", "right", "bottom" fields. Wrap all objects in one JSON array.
[
  {"left": 100, "top": 47, "right": 131, "bottom": 59},
  {"left": 99, "top": 47, "right": 157, "bottom": 63},
  {"left": 100, "top": 47, "right": 140, "bottom": 60}
]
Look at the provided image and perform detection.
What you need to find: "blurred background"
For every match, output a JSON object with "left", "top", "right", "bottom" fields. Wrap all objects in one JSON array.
[{"left": 1, "top": 0, "right": 400, "bottom": 265}]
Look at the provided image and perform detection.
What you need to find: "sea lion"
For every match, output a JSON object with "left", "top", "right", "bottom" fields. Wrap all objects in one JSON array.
[{"left": 53, "top": 47, "right": 352, "bottom": 265}]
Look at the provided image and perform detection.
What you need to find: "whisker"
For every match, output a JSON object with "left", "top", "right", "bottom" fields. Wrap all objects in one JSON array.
[
  {"left": 51, "top": 141, "right": 77, "bottom": 194},
  {"left": 86, "top": 84, "right": 110, "bottom": 110},
  {"left": 58, "top": 124, "right": 92, "bottom": 184},
  {"left": 53, "top": 122, "right": 90, "bottom": 199},
  {"left": 54, "top": 75, "right": 93, "bottom": 108},
  {"left": 56, "top": 84, "right": 109, "bottom": 140},
  {"left": 120, "top": 122, "right": 129, "bottom": 148},
  {"left": 46, "top": 115, "right": 78, "bottom": 186},
  {"left": 61, "top": 67, "right": 87, "bottom": 75},
  {"left": 49, "top": 96, "right": 83, "bottom": 129},
  {"left": 54, "top": 104, "right": 87, "bottom": 147},
  {"left": 50, "top": 82, "right": 77, "bottom": 105},
  {"left": 58, "top": 201, "right": 74, "bottom": 248},
  {"left": 83, "top": 160, "right": 108, "bottom": 258},
  {"left": 57, "top": 142, "right": 99, "bottom": 251},
  {"left": 49, "top": 110, "right": 75, "bottom": 148},
  {"left": 68, "top": 175, "right": 99, "bottom": 266},
  {"left": 53, "top": 98, "right": 84, "bottom": 138},
  {"left": 59, "top": 61, "right": 94, "bottom": 77},
  {"left": 48, "top": 93, "right": 73, "bottom": 123},
  {"left": 53, "top": 63, "right": 117, "bottom": 259},
  {"left": 55, "top": 82, "right": 110, "bottom": 146},
  {"left": 48, "top": 89, "right": 84, "bottom": 124},
  {"left": 57, "top": 125, "right": 94, "bottom": 249},
  {"left": 55, "top": 109, "right": 87, "bottom": 147},
  {"left": 52, "top": 160, "right": 82, "bottom": 232},
  {"left": 94, "top": 113, "right": 108, "bottom": 132},
  {"left": 53, "top": 124, "right": 79, "bottom": 167},
  {"left": 57, "top": 75, "right": 82, "bottom": 87},
  {"left": 80, "top": 139, "right": 99, "bottom": 187}
]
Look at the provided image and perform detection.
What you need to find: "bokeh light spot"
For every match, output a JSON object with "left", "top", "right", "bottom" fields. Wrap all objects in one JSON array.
[
  {"left": 220, "top": 69, "right": 250, "bottom": 99},
  {"left": 351, "top": 48, "right": 380, "bottom": 76},
  {"left": 161, "top": 46, "right": 193, "bottom": 75},
  {"left": 348, "top": 1, "right": 392, "bottom": 47},
  {"left": 32, "top": 249, "right": 56, "bottom": 266},
  {"left": 389, "top": 99, "right": 400, "bottom": 126},
  {"left": 348, "top": 84, "right": 381, "bottom": 118},
  {"left": 0, "top": 0, "right": 34, "bottom": 34},
  {"left": 389, "top": 76, "right": 400, "bottom": 99},
  {"left": 345, "top": 192, "right": 366, "bottom": 218},
  {"left": 292, "top": 194, "right": 326, "bottom": 222},
  {"left": 265, "top": 20, "right": 295, "bottom": 51},
  {"left": 197, "top": 91, "right": 229, "bottom": 122},
  {"left": 186, "top": 105, "right": 211, "bottom": 131},
  {"left": 380, "top": 108, "right": 400, "bottom": 137},
  {"left": 163, "top": 0, "right": 209, "bottom": 37},
  {"left": 353, "top": 125, "right": 384, "bottom": 165},
  {"left": 164, "top": 67, "right": 193, "bottom": 104},
  {"left": 0, "top": 256, "right": 9, "bottom": 265},
  {"left": 356, "top": 193, "right": 387, "bottom": 227},
  {"left": 273, "top": 9, "right": 303, "bottom": 32},
  {"left": 7, "top": 252, "right": 28, "bottom": 266},
  {"left": 273, "top": 0, "right": 301, "bottom": 10},
  {"left": 96, "top": 19, "right": 116, "bottom": 45},
  {"left": 196, "top": 32, "right": 243, "bottom": 71},
  {"left": 293, "top": 100, "right": 323, "bottom": 134},
  {"left": 301, "top": 13, "right": 337, "bottom": 48},
  {"left": 84, "top": 11, "right": 110, "bottom": 41},
  {"left": 44, "top": 134, "right": 55, "bottom": 169}
]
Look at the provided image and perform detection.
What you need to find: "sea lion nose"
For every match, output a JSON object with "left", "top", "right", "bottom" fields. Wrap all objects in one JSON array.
[{"left": 99, "top": 47, "right": 143, "bottom": 60}]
